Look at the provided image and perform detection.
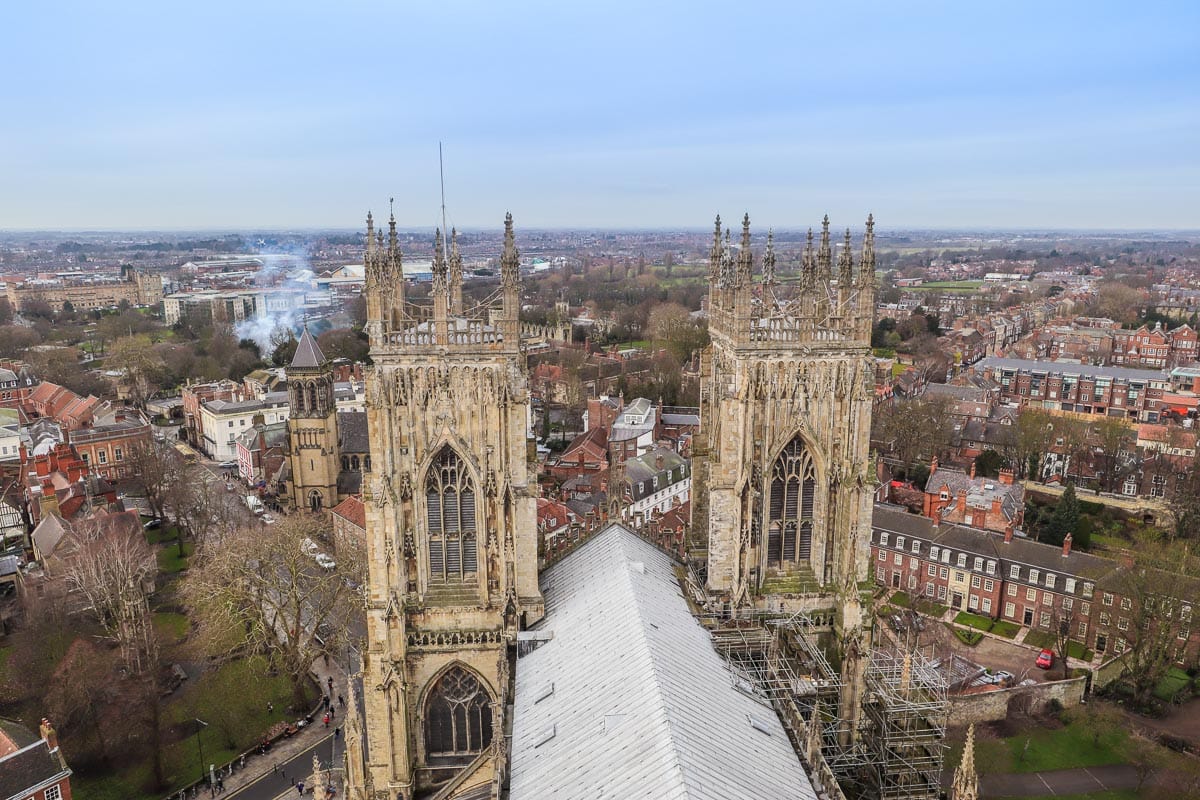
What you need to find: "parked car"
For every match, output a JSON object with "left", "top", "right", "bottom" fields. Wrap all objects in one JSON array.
[
  {"left": 992, "top": 670, "right": 1015, "bottom": 685},
  {"left": 1035, "top": 649, "right": 1054, "bottom": 670},
  {"left": 301, "top": 537, "right": 319, "bottom": 556},
  {"left": 315, "top": 553, "right": 336, "bottom": 570},
  {"left": 889, "top": 614, "right": 905, "bottom": 632},
  {"left": 143, "top": 518, "right": 163, "bottom": 530}
]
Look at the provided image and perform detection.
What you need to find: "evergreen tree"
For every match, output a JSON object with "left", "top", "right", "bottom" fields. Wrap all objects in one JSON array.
[{"left": 1046, "top": 483, "right": 1080, "bottom": 545}]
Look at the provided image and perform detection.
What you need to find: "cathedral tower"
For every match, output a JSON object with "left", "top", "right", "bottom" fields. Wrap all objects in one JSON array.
[
  {"left": 287, "top": 327, "right": 340, "bottom": 512},
  {"left": 695, "top": 213, "right": 877, "bottom": 739},
  {"left": 347, "top": 211, "right": 542, "bottom": 800}
]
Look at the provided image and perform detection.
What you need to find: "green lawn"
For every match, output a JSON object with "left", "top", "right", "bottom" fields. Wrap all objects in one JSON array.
[
  {"left": 992, "top": 620, "right": 1021, "bottom": 638},
  {"left": 157, "top": 542, "right": 193, "bottom": 574},
  {"left": 77, "top": 656, "right": 314, "bottom": 800},
  {"left": 153, "top": 611, "right": 189, "bottom": 644},
  {"left": 955, "top": 611, "right": 994, "bottom": 632},
  {"left": 949, "top": 714, "right": 1129, "bottom": 776},
  {"left": 1154, "top": 667, "right": 1193, "bottom": 702},
  {"left": 993, "top": 792, "right": 1139, "bottom": 800},
  {"left": 889, "top": 591, "right": 911, "bottom": 608},
  {"left": 1023, "top": 629, "right": 1056, "bottom": 650}
]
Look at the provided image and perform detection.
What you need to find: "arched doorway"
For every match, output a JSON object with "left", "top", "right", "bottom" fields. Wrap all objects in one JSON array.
[{"left": 308, "top": 490, "right": 323, "bottom": 512}]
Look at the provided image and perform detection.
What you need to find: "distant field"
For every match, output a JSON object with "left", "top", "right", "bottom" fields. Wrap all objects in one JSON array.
[{"left": 910, "top": 280, "right": 985, "bottom": 290}]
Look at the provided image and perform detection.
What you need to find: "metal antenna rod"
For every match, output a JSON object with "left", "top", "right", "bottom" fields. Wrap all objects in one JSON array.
[{"left": 439, "top": 142, "right": 448, "bottom": 239}]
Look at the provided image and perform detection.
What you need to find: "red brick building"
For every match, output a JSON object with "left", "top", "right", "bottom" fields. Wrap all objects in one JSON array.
[
  {"left": 872, "top": 505, "right": 1199, "bottom": 665},
  {"left": 67, "top": 415, "right": 151, "bottom": 481},
  {"left": 0, "top": 717, "right": 72, "bottom": 800},
  {"left": 923, "top": 461, "right": 1024, "bottom": 534}
]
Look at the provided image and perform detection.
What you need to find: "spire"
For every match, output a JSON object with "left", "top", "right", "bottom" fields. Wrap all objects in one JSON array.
[
  {"left": 291, "top": 326, "right": 327, "bottom": 369},
  {"left": 501, "top": 212, "right": 520, "bottom": 291},
  {"left": 718, "top": 228, "right": 734, "bottom": 288},
  {"left": 952, "top": 723, "right": 980, "bottom": 800},
  {"left": 387, "top": 202, "right": 398, "bottom": 257},
  {"left": 365, "top": 211, "right": 375, "bottom": 255},
  {"left": 859, "top": 213, "right": 876, "bottom": 287},
  {"left": 708, "top": 214, "right": 722, "bottom": 281},
  {"left": 431, "top": 228, "right": 447, "bottom": 295},
  {"left": 449, "top": 227, "right": 464, "bottom": 316},
  {"left": 762, "top": 229, "right": 777, "bottom": 286},
  {"left": 736, "top": 213, "right": 753, "bottom": 286},
  {"left": 817, "top": 214, "right": 832, "bottom": 283},
  {"left": 838, "top": 227, "right": 855, "bottom": 286},
  {"left": 800, "top": 228, "right": 816, "bottom": 288}
]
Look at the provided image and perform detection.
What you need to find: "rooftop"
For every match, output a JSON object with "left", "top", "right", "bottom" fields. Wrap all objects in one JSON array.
[
  {"left": 978, "top": 356, "right": 1168, "bottom": 383},
  {"left": 511, "top": 523, "right": 813, "bottom": 800}
]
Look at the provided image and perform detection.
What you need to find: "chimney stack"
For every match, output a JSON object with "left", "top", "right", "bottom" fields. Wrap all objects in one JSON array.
[
  {"left": 39, "top": 718, "right": 58, "bottom": 751},
  {"left": 932, "top": 508, "right": 942, "bottom": 527},
  {"left": 1062, "top": 532, "right": 1073, "bottom": 557},
  {"left": 1004, "top": 524, "right": 1014, "bottom": 544},
  {"left": 970, "top": 461, "right": 977, "bottom": 480},
  {"left": 957, "top": 490, "right": 967, "bottom": 514},
  {"left": 998, "top": 468, "right": 1014, "bottom": 486},
  {"left": 930, "top": 457, "right": 938, "bottom": 476}
]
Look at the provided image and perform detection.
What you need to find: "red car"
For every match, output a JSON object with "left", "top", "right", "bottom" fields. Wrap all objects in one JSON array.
[{"left": 1035, "top": 649, "right": 1054, "bottom": 669}]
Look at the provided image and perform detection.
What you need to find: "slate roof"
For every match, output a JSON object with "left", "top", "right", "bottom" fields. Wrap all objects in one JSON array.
[
  {"left": 924, "top": 467, "right": 1023, "bottom": 522},
  {"left": 0, "top": 738, "right": 70, "bottom": 800},
  {"left": 290, "top": 327, "right": 327, "bottom": 369},
  {"left": 979, "top": 357, "right": 1168, "bottom": 382},
  {"left": 511, "top": 523, "right": 814, "bottom": 800},
  {"left": 337, "top": 411, "right": 369, "bottom": 453}
]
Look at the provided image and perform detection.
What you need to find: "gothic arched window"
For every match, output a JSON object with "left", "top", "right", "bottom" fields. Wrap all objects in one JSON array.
[
  {"left": 425, "top": 447, "right": 478, "bottom": 582},
  {"left": 767, "top": 437, "right": 816, "bottom": 566},
  {"left": 309, "top": 490, "right": 323, "bottom": 512},
  {"left": 424, "top": 666, "right": 493, "bottom": 762},
  {"left": 351, "top": 455, "right": 360, "bottom": 471},
  {"left": 305, "top": 383, "right": 317, "bottom": 415}
]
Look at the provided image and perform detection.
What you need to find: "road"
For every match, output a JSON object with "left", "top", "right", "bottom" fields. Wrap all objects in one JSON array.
[{"left": 226, "top": 733, "right": 339, "bottom": 800}]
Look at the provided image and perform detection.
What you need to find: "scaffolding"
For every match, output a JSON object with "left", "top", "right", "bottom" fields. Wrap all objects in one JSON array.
[
  {"left": 707, "top": 609, "right": 947, "bottom": 800},
  {"left": 862, "top": 647, "right": 948, "bottom": 800}
]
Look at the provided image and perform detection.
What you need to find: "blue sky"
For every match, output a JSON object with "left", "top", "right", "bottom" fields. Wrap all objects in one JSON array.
[{"left": 2, "top": 1, "right": 1198, "bottom": 230}]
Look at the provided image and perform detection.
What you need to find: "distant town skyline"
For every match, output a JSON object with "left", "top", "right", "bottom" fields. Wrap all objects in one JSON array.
[{"left": 4, "top": 1, "right": 1198, "bottom": 231}]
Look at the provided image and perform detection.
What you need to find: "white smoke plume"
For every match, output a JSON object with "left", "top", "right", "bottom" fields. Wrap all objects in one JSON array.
[{"left": 234, "top": 248, "right": 317, "bottom": 353}]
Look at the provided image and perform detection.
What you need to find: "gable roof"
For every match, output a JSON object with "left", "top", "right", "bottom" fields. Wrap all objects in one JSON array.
[
  {"left": 511, "top": 523, "right": 814, "bottom": 800},
  {"left": 290, "top": 327, "right": 327, "bottom": 369},
  {"left": 330, "top": 495, "right": 365, "bottom": 532},
  {"left": 0, "top": 736, "right": 70, "bottom": 800}
]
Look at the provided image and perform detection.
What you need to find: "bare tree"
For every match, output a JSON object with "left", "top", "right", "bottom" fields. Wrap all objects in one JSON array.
[
  {"left": 61, "top": 511, "right": 159, "bottom": 675},
  {"left": 126, "top": 440, "right": 182, "bottom": 521},
  {"left": 181, "top": 514, "right": 361, "bottom": 706},
  {"left": 164, "top": 463, "right": 245, "bottom": 555},
  {"left": 1092, "top": 417, "right": 1134, "bottom": 492}
]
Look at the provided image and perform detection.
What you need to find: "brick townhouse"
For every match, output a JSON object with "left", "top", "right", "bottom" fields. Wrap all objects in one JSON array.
[
  {"left": 871, "top": 505, "right": 1199, "bottom": 665},
  {"left": 977, "top": 357, "right": 1170, "bottom": 422}
]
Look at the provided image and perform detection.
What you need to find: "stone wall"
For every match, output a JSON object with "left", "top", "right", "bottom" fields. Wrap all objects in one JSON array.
[
  {"left": 949, "top": 676, "right": 1087, "bottom": 725},
  {"left": 1092, "top": 653, "right": 1129, "bottom": 689}
]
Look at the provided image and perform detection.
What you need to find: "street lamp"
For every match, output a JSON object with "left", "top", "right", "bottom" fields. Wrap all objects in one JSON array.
[{"left": 194, "top": 719, "right": 213, "bottom": 798}]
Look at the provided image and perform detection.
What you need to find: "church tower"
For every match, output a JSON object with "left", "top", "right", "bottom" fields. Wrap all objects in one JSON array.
[
  {"left": 287, "top": 327, "right": 340, "bottom": 512},
  {"left": 695, "top": 213, "right": 877, "bottom": 739},
  {"left": 347, "top": 210, "right": 542, "bottom": 800}
]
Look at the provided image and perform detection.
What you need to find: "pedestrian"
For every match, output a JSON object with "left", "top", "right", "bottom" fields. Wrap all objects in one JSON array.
[
  {"left": 323, "top": 712, "right": 330, "bottom": 728},
  {"left": 334, "top": 726, "right": 341, "bottom": 739},
  {"left": 297, "top": 781, "right": 304, "bottom": 796},
  {"left": 217, "top": 777, "right": 224, "bottom": 792},
  {"left": 323, "top": 695, "right": 330, "bottom": 710},
  {"left": 268, "top": 701, "right": 274, "bottom": 714},
  {"left": 338, "top": 694, "right": 345, "bottom": 707},
  {"left": 327, "top": 676, "right": 334, "bottom": 693},
  {"left": 272, "top": 762, "right": 278, "bottom": 774},
  {"left": 330, "top": 705, "right": 336, "bottom": 719}
]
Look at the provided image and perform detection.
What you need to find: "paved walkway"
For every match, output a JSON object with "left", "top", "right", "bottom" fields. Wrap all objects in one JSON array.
[{"left": 981, "top": 764, "right": 1140, "bottom": 797}]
